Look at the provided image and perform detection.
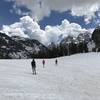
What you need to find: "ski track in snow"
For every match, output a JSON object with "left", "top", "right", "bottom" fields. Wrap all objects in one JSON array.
[{"left": 0, "top": 53, "right": 100, "bottom": 100}]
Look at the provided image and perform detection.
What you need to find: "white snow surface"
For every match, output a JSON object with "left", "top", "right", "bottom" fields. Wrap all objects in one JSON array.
[{"left": 0, "top": 52, "right": 100, "bottom": 100}]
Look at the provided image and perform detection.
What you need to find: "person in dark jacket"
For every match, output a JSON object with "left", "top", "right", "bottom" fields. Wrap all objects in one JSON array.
[
  {"left": 42, "top": 59, "right": 45, "bottom": 68},
  {"left": 55, "top": 59, "right": 58, "bottom": 65},
  {"left": 31, "top": 59, "right": 36, "bottom": 75}
]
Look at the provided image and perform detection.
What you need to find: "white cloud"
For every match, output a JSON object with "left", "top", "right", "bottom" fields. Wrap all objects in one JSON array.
[
  {"left": 71, "top": 4, "right": 99, "bottom": 24},
  {"left": 1, "top": 16, "right": 91, "bottom": 45},
  {"left": 5, "top": 0, "right": 100, "bottom": 23},
  {"left": 2, "top": 25, "right": 28, "bottom": 38},
  {"left": 2, "top": 16, "right": 48, "bottom": 44}
]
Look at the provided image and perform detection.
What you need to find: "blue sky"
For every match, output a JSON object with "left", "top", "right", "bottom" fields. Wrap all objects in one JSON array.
[
  {"left": 0, "top": 0, "right": 20, "bottom": 28},
  {"left": 39, "top": 10, "right": 95, "bottom": 30},
  {"left": 0, "top": 0, "right": 99, "bottom": 30}
]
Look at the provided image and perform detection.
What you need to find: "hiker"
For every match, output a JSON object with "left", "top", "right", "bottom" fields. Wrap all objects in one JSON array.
[
  {"left": 55, "top": 59, "right": 58, "bottom": 65},
  {"left": 42, "top": 59, "right": 45, "bottom": 68},
  {"left": 31, "top": 59, "right": 36, "bottom": 75}
]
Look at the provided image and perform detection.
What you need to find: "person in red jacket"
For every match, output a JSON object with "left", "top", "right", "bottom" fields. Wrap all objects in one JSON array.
[{"left": 42, "top": 59, "right": 45, "bottom": 68}]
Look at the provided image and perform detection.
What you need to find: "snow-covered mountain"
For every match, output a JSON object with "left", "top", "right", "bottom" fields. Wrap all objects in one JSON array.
[
  {"left": 61, "top": 32, "right": 91, "bottom": 45},
  {"left": 0, "top": 30, "right": 96, "bottom": 59},
  {"left": 0, "top": 53, "right": 100, "bottom": 100},
  {"left": 77, "top": 32, "right": 91, "bottom": 43},
  {"left": 60, "top": 35, "right": 74, "bottom": 45},
  {"left": 0, "top": 32, "right": 48, "bottom": 59},
  {"left": 12, "top": 36, "right": 49, "bottom": 58},
  {"left": 48, "top": 32, "right": 92, "bottom": 57}
]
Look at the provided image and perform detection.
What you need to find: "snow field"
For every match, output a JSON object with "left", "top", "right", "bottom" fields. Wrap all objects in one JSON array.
[{"left": 0, "top": 53, "right": 100, "bottom": 100}]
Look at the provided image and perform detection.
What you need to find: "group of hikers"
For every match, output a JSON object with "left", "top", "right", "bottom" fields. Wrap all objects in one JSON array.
[{"left": 31, "top": 59, "right": 58, "bottom": 75}]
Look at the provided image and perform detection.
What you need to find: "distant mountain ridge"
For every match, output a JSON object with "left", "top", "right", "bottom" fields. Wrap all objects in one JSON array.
[
  {"left": 0, "top": 32, "right": 48, "bottom": 59},
  {"left": 0, "top": 28, "right": 98, "bottom": 59},
  {"left": 48, "top": 31, "right": 92, "bottom": 57}
]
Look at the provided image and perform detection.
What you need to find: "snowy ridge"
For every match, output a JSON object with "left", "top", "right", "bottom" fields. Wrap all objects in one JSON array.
[{"left": 0, "top": 53, "right": 100, "bottom": 100}]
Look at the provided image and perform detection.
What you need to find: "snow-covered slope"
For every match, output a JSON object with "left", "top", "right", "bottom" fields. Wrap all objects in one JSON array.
[{"left": 0, "top": 53, "right": 100, "bottom": 100}]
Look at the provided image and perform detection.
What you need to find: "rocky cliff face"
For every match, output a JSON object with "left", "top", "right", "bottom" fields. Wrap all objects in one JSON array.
[{"left": 92, "top": 26, "right": 100, "bottom": 47}]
